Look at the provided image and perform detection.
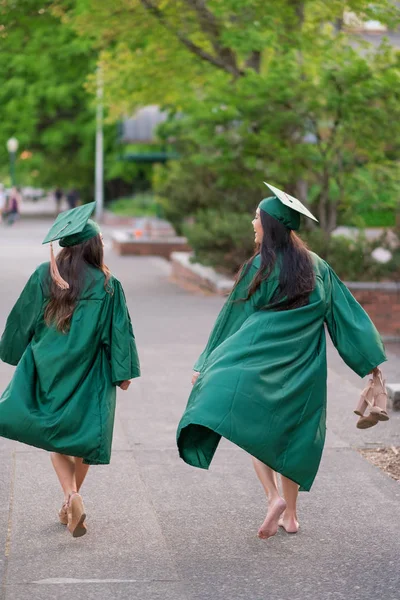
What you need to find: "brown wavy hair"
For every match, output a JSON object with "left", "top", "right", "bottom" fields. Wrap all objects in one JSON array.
[
  {"left": 44, "top": 234, "right": 111, "bottom": 333},
  {"left": 237, "top": 210, "right": 315, "bottom": 311}
]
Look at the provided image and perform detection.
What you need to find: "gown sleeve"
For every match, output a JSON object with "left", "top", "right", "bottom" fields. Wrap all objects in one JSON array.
[
  {"left": 107, "top": 279, "right": 141, "bottom": 385},
  {"left": 194, "top": 261, "right": 272, "bottom": 371},
  {"left": 323, "top": 263, "right": 387, "bottom": 377},
  {"left": 0, "top": 270, "right": 44, "bottom": 366}
]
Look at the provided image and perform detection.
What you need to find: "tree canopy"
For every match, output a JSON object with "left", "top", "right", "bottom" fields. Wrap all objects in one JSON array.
[
  {"left": 1, "top": 0, "right": 399, "bottom": 248},
  {"left": 0, "top": 1, "right": 96, "bottom": 190},
  {"left": 0, "top": 0, "right": 144, "bottom": 196},
  {"left": 65, "top": 0, "right": 400, "bottom": 234}
]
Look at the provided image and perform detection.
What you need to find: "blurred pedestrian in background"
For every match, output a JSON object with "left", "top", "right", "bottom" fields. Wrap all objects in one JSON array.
[
  {"left": 3, "top": 186, "right": 21, "bottom": 225},
  {"left": 54, "top": 187, "right": 63, "bottom": 215},
  {"left": 0, "top": 183, "right": 6, "bottom": 223},
  {"left": 66, "top": 188, "right": 79, "bottom": 210}
]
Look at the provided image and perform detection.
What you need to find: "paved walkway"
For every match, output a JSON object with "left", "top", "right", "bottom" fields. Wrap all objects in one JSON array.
[
  {"left": 1, "top": 220, "right": 400, "bottom": 600},
  {"left": 18, "top": 195, "right": 64, "bottom": 217}
]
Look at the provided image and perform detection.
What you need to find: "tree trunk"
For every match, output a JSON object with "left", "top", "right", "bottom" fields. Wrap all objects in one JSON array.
[
  {"left": 296, "top": 179, "right": 316, "bottom": 231},
  {"left": 327, "top": 200, "right": 338, "bottom": 234},
  {"left": 245, "top": 51, "right": 261, "bottom": 72}
]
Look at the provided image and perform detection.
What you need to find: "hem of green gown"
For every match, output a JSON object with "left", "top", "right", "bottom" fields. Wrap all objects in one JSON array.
[
  {"left": 0, "top": 430, "right": 111, "bottom": 466},
  {"left": 0, "top": 349, "right": 19, "bottom": 366},
  {"left": 177, "top": 422, "right": 312, "bottom": 492},
  {"left": 82, "top": 457, "right": 110, "bottom": 465},
  {"left": 113, "top": 367, "right": 141, "bottom": 386}
]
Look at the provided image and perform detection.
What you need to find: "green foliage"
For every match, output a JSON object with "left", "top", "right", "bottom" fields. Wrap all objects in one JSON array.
[
  {"left": 340, "top": 209, "right": 396, "bottom": 228},
  {"left": 0, "top": 1, "right": 96, "bottom": 192},
  {"left": 108, "top": 193, "right": 160, "bottom": 217},
  {"left": 69, "top": 0, "right": 400, "bottom": 115},
  {"left": 186, "top": 218, "right": 400, "bottom": 281},
  {"left": 301, "top": 230, "right": 400, "bottom": 281},
  {"left": 153, "top": 41, "right": 400, "bottom": 234},
  {"left": 153, "top": 155, "right": 262, "bottom": 235},
  {"left": 184, "top": 211, "right": 255, "bottom": 275},
  {"left": 2, "top": 0, "right": 400, "bottom": 280},
  {"left": 67, "top": 0, "right": 400, "bottom": 242},
  {"left": 0, "top": 0, "right": 146, "bottom": 196}
]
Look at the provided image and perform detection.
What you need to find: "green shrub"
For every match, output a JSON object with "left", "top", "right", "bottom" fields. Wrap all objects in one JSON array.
[
  {"left": 186, "top": 213, "right": 400, "bottom": 281},
  {"left": 338, "top": 208, "right": 396, "bottom": 228},
  {"left": 301, "top": 230, "right": 400, "bottom": 282},
  {"left": 184, "top": 211, "right": 254, "bottom": 276},
  {"left": 154, "top": 159, "right": 261, "bottom": 236},
  {"left": 107, "top": 193, "right": 161, "bottom": 217}
]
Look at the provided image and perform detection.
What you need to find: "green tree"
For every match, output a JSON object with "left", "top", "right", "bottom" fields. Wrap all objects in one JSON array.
[
  {"left": 68, "top": 0, "right": 400, "bottom": 232},
  {"left": 0, "top": 0, "right": 96, "bottom": 192},
  {"left": 0, "top": 0, "right": 142, "bottom": 198}
]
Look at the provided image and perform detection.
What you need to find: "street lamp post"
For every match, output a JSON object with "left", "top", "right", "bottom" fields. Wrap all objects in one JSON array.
[
  {"left": 95, "top": 67, "right": 104, "bottom": 222},
  {"left": 6, "top": 137, "right": 19, "bottom": 187}
]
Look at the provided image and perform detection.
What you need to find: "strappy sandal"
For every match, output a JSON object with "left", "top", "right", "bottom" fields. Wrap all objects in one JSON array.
[
  {"left": 58, "top": 502, "right": 68, "bottom": 525},
  {"left": 369, "top": 369, "right": 389, "bottom": 421},
  {"left": 355, "top": 368, "right": 389, "bottom": 429},
  {"left": 67, "top": 492, "right": 87, "bottom": 538}
]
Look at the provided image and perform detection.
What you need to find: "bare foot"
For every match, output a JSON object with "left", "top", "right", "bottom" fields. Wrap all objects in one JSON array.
[
  {"left": 278, "top": 513, "right": 299, "bottom": 534},
  {"left": 257, "top": 497, "right": 287, "bottom": 539}
]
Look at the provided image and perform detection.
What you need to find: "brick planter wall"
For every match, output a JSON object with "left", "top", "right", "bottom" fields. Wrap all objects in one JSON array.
[
  {"left": 346, "top": 282, "right": 400, "bottom": 340},
  {"left": 112, "top": 234, "right": 190, "bottom": 259}
]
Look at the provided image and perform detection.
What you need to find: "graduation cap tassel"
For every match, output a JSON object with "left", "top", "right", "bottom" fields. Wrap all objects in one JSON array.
[{"left": 49, "top": 242, "right": 70, "bottom": 290}]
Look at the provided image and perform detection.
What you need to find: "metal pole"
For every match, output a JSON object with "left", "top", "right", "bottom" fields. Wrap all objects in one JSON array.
[
  {"left": 9, "top": 152, "right": 16, "bottom": 186},
  {"left": 95, "top": 66, "right": 104, "bottom": 222}
]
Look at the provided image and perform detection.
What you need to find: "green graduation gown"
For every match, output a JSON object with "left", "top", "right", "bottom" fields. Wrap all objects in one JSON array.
[
  {"left": 177, "top": 253, "right": 386, "bottom": 491},
  {"left": 0, "top": 262, "right": 140, "bottom": 464}
]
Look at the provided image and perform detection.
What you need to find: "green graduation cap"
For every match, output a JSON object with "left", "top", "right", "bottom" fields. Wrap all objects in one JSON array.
[
  {"left": 259, "top": 182, "right": 318, "bottom": 231},
  {"left": 42, "top": 202, "right": 101, "bottom": 290},
  {"left": 42, "top": 201, "right": 99, "bottom": 246}
]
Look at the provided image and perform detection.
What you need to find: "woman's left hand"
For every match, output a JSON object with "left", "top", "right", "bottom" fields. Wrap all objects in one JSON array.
[{"left": 191, "top": 371, "right": 200, "bottom": 386}]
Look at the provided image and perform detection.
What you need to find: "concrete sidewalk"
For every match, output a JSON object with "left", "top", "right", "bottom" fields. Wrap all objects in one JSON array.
[{"left": 1, "top": 221, "right": 400, "bottom": 600}]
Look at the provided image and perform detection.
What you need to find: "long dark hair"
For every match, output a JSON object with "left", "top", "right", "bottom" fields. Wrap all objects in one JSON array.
[
  {"left": 238, "top": 210, "right": 315, "bottom": 311},
  {"left": 44, "top": 235, "right": 111, "bottom": 333}
]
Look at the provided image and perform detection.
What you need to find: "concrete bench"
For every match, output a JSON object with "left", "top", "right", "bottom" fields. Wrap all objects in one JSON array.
[{"left": 112, "top": 231, "right": 190, "bottom": 259}]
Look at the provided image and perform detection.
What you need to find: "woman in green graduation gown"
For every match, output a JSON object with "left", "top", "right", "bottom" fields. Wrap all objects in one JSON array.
[
  {"left": 176, "top": 183, "right": 386, "bottom": 540},
  {"left": 0, "top": 202, "right": 140, "bottom": 538}
]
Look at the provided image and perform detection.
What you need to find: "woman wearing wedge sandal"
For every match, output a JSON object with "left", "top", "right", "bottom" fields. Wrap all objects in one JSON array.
[{"left": 0, "top": 203, "right": 140, "bottom": 538}]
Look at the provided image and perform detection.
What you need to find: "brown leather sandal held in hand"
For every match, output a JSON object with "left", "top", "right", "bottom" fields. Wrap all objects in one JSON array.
[
  {"left": 355, "top": 368, "right": 389, "bottom": 429},
  {"left": 67, "top": 492, "right": 87, "bottom": 538}
]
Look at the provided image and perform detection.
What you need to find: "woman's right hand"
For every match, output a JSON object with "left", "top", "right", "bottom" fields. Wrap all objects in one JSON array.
[
  {"left": 191, "top": 371, "right": 200, "bottom": 386},
  {"left": 119, "top": 380, "right": 131, "bottom": 391}
]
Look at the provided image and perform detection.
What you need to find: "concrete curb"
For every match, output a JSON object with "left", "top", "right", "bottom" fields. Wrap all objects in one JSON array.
[
  {"left": 170, "top": 252, "right": 234, "bottom": 295},
  {"left": 387, "top": 383, "right": 400, "bottom": 411}
]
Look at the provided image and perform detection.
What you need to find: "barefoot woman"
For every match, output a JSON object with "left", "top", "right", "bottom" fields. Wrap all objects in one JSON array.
[
  {"left": 0, "top": 203, "right": 140, "bottom": 537},
  {"left": 177, "top": 183, "right": 386, "bottom": 540}
]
